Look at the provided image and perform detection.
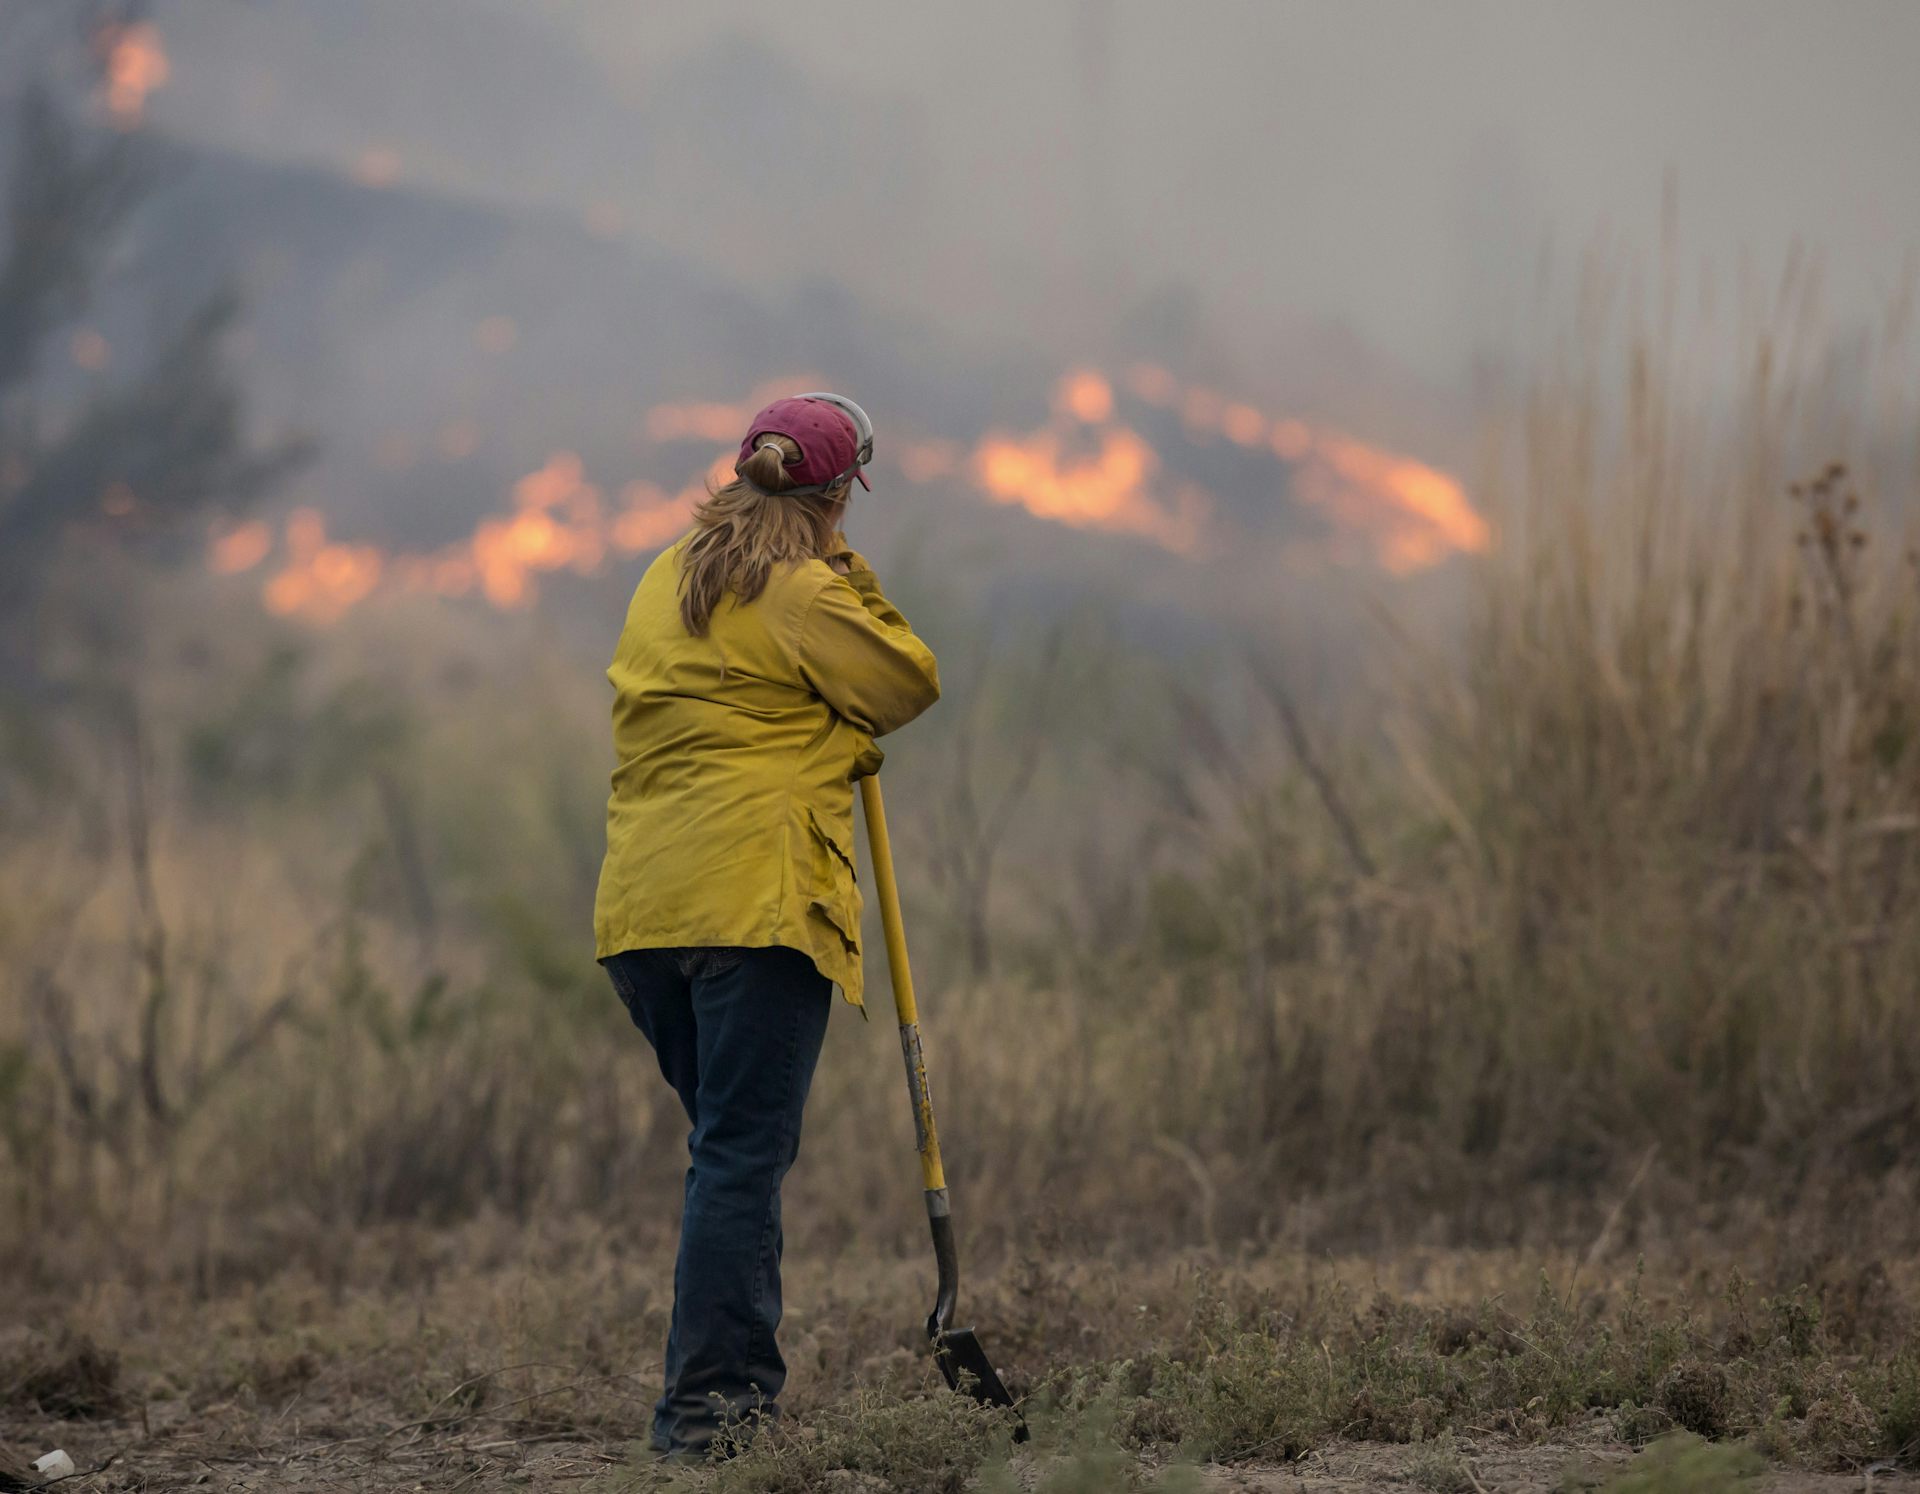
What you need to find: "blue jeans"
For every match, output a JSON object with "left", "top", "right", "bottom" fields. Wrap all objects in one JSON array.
[{"left": 602, "top": 945, "right": 832, "bottom": 1457}]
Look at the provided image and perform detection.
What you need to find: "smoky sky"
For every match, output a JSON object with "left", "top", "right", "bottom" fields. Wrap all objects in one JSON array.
[{"left": 139, "top": 0, "right": 1920, "bottom": 389}]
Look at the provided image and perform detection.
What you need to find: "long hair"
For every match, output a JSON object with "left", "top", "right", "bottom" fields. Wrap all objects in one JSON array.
[{"left": 678, "top": 434, "right": 846, "bottom": 636}]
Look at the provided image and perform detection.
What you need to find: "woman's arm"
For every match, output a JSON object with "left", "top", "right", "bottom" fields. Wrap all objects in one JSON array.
[{"left": 794, "top": 555, "right": 941, "bottom": 736}]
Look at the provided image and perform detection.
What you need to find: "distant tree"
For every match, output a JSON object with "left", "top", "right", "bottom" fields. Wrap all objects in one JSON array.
[{"left": 0, "top": 4, "right": 307, "bottom": 663}]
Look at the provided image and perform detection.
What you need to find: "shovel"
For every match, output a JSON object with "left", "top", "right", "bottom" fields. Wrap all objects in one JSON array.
[{"left": 859, "top": 775, "right": 1026, "bottom": 1439}]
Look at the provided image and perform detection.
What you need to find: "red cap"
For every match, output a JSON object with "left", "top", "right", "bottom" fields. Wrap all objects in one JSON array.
[{"left": 738, "top": 397, "right": 872, "bottom": 492}]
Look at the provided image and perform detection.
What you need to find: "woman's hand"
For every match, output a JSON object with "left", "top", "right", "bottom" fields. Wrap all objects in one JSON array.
[{"left": 825, "top": 531, "right": 854, "bottom": 575}]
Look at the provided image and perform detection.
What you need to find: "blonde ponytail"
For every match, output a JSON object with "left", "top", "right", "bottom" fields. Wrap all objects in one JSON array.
[
  {"left": 736, "top": 435, "right": 797, "bottom": 494},
  {"left": 677, "top": 434, "right": 847, "bottom": 635}
]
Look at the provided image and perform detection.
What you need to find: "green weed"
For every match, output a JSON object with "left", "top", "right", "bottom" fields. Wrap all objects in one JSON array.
[
  {"left": 672, "top": 1383, "right": 1015, "bottom": 1494},
  {"left": 1569, "top": 1432, "right": 1763, "bottom": 1492}
]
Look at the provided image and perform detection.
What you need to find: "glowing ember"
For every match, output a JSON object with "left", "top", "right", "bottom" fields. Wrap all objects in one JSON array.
[{"left": 97, "top": 22, "right": 169, "bottom": 126}]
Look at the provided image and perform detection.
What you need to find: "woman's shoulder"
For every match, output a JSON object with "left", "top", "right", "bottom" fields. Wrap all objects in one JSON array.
[{"left": 760, "top": 555, "right": 844, "bottom": 611}]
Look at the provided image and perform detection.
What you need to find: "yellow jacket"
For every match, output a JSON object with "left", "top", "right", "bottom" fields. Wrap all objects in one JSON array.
[{"left": 593, "top": 538, "right": 940, "bottom": 1008}]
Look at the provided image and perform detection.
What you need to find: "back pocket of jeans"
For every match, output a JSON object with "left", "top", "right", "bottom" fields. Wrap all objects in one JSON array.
[{"left": 687, "top": 947, "right": 746, "bottom": 980}]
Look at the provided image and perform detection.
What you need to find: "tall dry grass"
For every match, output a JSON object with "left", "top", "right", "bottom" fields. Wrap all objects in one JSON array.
[{"left": 2, "top": 270, "right": 1917, "bottom": 1285}]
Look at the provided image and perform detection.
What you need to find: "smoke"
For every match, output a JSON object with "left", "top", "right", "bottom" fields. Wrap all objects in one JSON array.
[
  {"left": 128, "top": 2, "right": 1920, "bottom": 383},
  {"left": 16, "top": 0, "right": 1919, "bottom": 639}
]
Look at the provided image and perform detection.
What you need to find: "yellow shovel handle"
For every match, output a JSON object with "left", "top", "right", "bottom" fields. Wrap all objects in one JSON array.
[{"left": 860, "top": 775, "right": 947, "bottom": 1195}]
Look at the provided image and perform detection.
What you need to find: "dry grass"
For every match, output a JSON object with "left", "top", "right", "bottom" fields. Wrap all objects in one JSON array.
[{"left": 1, "top": 1234, "right": 1915, "bottom": 1489}]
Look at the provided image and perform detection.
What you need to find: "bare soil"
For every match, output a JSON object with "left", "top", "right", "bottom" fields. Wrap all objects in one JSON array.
[
  {"left": 6, "top": 1423, "right": 1916, "bottom": 1491},
  {"left": 1196, "top": 1441, "right": 1915, "bottom": 1492}
]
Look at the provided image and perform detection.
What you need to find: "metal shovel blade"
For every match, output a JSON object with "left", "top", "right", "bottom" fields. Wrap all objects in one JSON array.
[
  {"left": 933, "top": 1322, "right": 1028, "bottom": 1440},
  {"left": 933, "top": 1326, "right": 1014, "bottom": 1405}
]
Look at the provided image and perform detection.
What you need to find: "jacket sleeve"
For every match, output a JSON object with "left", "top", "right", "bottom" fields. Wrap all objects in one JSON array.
[{"left": 795, "top": 552, "right": 941, "bottom": 736}]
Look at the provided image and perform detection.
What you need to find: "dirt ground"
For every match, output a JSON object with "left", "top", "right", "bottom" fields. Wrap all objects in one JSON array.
[
  {"left": 1196, "top": 1441, "right": 1916, "bottom": 1493},
  {"left": 7, "top": 1385, "right": 1916, "bottom": 1492},
  {"left": 5, "top": 1229, "right": 1915, "bottom": 1493},
  {"left": 6, "top": 1424, "right": 1916, "bottom": 1491}
]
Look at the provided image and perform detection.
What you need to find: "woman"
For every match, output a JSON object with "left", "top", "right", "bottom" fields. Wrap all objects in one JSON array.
[{"left": 594, "top": 393, "right": 940, "bottom": 1460}]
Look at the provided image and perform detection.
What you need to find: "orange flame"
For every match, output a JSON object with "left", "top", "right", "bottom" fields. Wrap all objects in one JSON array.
[
  {"left": 955, "top": 366, "right": 1487, "bottom": 572},
  {"left": 239, "top": 452, "right": 711, "bottom": 621},
  {"left": 1055, "top": 370, "right": 1115, "bottom": 424},
  {"left": 262, "top": 510, "right": 383, "bottom": 622},
  {"left": 974, "top": 424, "right": 1205, "bottom": 553},
  {"left": 465, "top": 452, "right": 602, "bottom": 605},
  {"left": 209, "top": 519, "right": 272, "bottom": 575},
  {"left": 219, "top": 368, "right": 1486, "bottom": 623},
  {"left": 222, "top": 381, "right": 837, "bottom": 622},
  {"left": 612, "top": 481, "right": 696, "bottom": 553},
  {"left": 97, "top": 22, "right": 169, "bottom": 127},
  {"left": 1302, "top": 434, "right": 1489, "bottom": 574}
]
